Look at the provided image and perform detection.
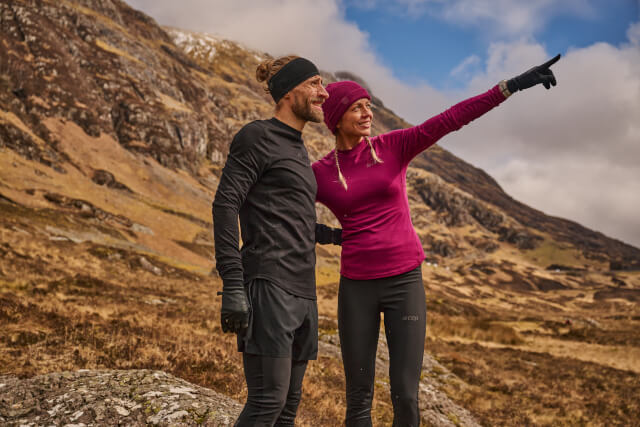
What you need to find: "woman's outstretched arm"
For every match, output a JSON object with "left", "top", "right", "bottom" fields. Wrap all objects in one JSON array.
[{"left": 390, "top": 54, "right": 561, "bottom": 165}]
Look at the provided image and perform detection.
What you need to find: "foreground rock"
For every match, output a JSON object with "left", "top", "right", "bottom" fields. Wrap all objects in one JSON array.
[
  {"left": 0, "top": 370, "right": 242, "bottom": 426},
  {"left": 0, "top": 361, "right": 479, "bottom": 427}
]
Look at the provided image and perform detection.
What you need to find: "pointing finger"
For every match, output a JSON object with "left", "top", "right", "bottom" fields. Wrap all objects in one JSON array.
[{"left": 541, "top": 53, "right": 561, "bottom": 69}]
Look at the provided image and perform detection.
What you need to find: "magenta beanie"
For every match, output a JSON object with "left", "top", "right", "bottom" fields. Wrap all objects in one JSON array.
[{"left": 322, "top": 81, "right": 371, "bottom": 134}]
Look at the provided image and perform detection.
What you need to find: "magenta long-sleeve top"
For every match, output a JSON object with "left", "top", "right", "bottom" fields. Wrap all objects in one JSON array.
[{"left": 312, "top": 85, "right": 507, "bottom": 280}]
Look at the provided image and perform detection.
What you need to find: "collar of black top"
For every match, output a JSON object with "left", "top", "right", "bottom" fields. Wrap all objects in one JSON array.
[{"left": 267, "top": 58, "right": 319, "bottom": 104}]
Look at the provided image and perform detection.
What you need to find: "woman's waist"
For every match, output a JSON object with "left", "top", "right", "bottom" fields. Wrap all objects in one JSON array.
[
  {"left": 341, "top": 231, "right": 422, "bottom": 262},
  {"left": 340, "top": 247, "right": 424, "bottom": 280},
  {"left": 342, "top": 220, "right": 416, "bottom": 243}
]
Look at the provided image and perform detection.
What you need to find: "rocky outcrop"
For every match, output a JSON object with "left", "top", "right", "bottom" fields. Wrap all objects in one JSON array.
[
  {"left": 409, "top": 170, "right": 542, "bottom": 250},
  {"left": 0, "top": 370, "right": 242, "bottom": 426},
  {"left": 43, "top": 192, "right": 133, "bottom": 228},
  {"left": 0, "top": 0, "right": 229, "bottom": 173},
  {"left": 91, "top": 169, "right": 132, "bottom": 192}
]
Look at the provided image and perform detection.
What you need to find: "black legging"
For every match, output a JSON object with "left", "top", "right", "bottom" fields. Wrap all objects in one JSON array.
[
  {"left": 235, "top": 354, "right": 308, "bottom": 426},
  {"left": 338, "top": 266, "right": 426, "bottom": 427}
]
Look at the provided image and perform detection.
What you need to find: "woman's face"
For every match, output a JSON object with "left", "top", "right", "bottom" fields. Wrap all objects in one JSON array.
[{"left": 336, "top": 98, "right": 372, "bottom": 138}]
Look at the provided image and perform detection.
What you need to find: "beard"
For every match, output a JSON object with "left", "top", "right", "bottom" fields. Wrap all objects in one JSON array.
[{"left": 291, "top": 93, "right": 324, "bottom": 123}]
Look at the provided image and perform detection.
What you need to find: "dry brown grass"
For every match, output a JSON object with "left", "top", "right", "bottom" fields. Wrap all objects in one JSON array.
[
  {"left": 0, "top": 232, "right": 354, "bottom": 425},
  {"left": 428, "top": 337, "right": 640, "bottom": 426},
  {"left": 429, "top": 313, "right": 525, "bottom": 345}
]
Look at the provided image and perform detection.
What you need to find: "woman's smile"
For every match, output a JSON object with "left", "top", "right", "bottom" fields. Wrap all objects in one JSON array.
[{"left": 357, "top": 120, "right": 371, "bottom": 129}]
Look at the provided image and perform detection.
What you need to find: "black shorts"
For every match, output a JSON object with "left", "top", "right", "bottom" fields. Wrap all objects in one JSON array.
[{"left": 238, "top": 279, "right": 318, "bottom": 361}]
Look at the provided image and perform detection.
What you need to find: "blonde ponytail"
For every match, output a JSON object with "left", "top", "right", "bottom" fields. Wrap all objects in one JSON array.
[
  {"left": 334, "top": 147, "right": 348, "bottom": 190},
  {"left": 365, "top": 136, "right": 383, "bottom": 165}
]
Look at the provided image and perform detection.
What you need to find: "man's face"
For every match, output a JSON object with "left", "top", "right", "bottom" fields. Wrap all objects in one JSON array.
[{"left": 289, "top": 75, "right": 329, "bottom": 123}]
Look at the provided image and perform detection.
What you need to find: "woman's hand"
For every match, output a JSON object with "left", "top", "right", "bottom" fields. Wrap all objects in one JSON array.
[{"left": 506, "top": 54, "right": 561, "bottom": 93}]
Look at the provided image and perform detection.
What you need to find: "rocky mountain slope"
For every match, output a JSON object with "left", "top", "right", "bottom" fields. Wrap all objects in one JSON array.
[{"left": 1, "top": 0, "right": 639, "bottom": 425}]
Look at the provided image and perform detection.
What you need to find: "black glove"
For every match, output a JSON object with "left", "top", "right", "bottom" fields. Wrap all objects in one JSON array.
[
  {"left": 506, "top": 54, "right": 561, "bottom": 93},
  {"left": 315, "top": 223, "right": 342, "bottom": 246},
  {"left": 333, "top": 228, "right": 342, "bottom": 245},
  {"left": 217, "top": 284, "right": 249, "bottom": 333}
]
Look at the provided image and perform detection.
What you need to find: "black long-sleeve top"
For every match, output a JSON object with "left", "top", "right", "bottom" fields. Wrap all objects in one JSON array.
[{"left": 212, "top": 118, "right": 318, "bottom": 299}]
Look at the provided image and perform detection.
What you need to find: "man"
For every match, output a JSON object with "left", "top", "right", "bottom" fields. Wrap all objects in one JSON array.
[{"left": 212, "top": 56, "right": 331, "bottom": 426}]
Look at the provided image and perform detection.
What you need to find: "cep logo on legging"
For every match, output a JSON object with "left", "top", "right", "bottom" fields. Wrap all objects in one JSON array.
[{"left": 402, "top": 315, "right": 419, "bottom": 321}]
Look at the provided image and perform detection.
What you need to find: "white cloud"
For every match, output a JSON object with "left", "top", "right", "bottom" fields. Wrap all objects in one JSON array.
[
  {"left": 492, "top": 156, "right": 640, "bottom": 247},
  {"left": 450, "top": 54, "right": 481, "bottom": 78},
  {"left": 434, "top": 0, "right": 596, "bottom": 37},
  {"left": 442, "top": 37, "right": 640, "bottom": 246},
  {"left": 353, "top": 0, "right": 597, "bottom": 37},
  {"left": 628, "top": 21, "right": 640, "bottom": 46},
  {"left": 125, "top": 0, "right": 640, "bottom": 247},
  {"left": 127, "top": 0, "right": 375, "bottom": 74}
]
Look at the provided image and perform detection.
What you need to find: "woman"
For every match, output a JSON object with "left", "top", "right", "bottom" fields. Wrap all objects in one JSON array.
[{"left": 313, "top": 55, "right": 561, "bottom": 426}]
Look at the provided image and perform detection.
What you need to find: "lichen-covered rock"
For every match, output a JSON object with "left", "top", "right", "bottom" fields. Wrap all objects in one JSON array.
[
  {"left": 0, "top": 369, "right": 242, "bottom": 426},
  {"left": 0, "top": 342, "right": 479, "bottom": 427}
]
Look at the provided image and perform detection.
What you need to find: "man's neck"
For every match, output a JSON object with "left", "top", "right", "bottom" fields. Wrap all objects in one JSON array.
[{"left": 274, "top": 109, "right": 306, "bottom": 132}]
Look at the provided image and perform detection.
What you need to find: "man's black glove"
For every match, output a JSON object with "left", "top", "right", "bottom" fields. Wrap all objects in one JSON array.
[
  {"left": 333, "top": 228, "right": 342, "bottom": 245},
  {"left": 315, "top": 223, "right": 342, "bottom": 246},
  {"left": 506, "top": 54, "right": 561, "bottom": 94},
  {"left": 217, "top": 284, "right": 249, "bottom": 333}
]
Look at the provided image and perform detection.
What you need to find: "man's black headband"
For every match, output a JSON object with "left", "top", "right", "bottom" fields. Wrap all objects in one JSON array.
[{"left": 268, "top": 58, "right": 320, "bottom": 103}]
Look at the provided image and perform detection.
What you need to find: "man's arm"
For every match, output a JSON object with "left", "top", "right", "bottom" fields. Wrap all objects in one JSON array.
[{"left": 212, "top": 124, "right": 267, "bottom": 333}]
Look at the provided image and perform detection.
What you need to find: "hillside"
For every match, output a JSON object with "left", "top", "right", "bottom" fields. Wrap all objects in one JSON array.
[{"left": 1, "top": 0, "right": 639, "bottom": 425}]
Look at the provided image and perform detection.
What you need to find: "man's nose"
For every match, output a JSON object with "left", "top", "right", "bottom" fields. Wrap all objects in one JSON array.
[{"left": 319, "top": 85, "right": 329, "bottom": 99}]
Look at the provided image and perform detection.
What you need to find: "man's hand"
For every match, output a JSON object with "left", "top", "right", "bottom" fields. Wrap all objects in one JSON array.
[
  {"left": 219, "top": 287, "right": 249, "bottom": 333},
  {"left": 332, "top": 228, "right": 342, "bottom": 246},
  {"left": 507, "top": 54, "right": 561, "bottom": 93},
  {"left": 315, "top": 223, "right": 342, "bottom": 246}
]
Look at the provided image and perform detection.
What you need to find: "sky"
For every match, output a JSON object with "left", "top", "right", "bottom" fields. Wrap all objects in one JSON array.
[{"left": 126, "top": 0, "right": 640, "bottom": 248}]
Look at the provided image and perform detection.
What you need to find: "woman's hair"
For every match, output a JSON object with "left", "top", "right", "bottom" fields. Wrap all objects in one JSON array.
[
  {"left": 334, "top": 136, "right": 383, "bottom": 190},
  {"left": 256, "top": 55, "right": 300, "bottom": 89}
]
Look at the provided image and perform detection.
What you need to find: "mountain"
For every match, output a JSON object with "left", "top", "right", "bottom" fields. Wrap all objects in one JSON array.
[{"left": 1, "top": 0, "right": 639, "bottom": 425}]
